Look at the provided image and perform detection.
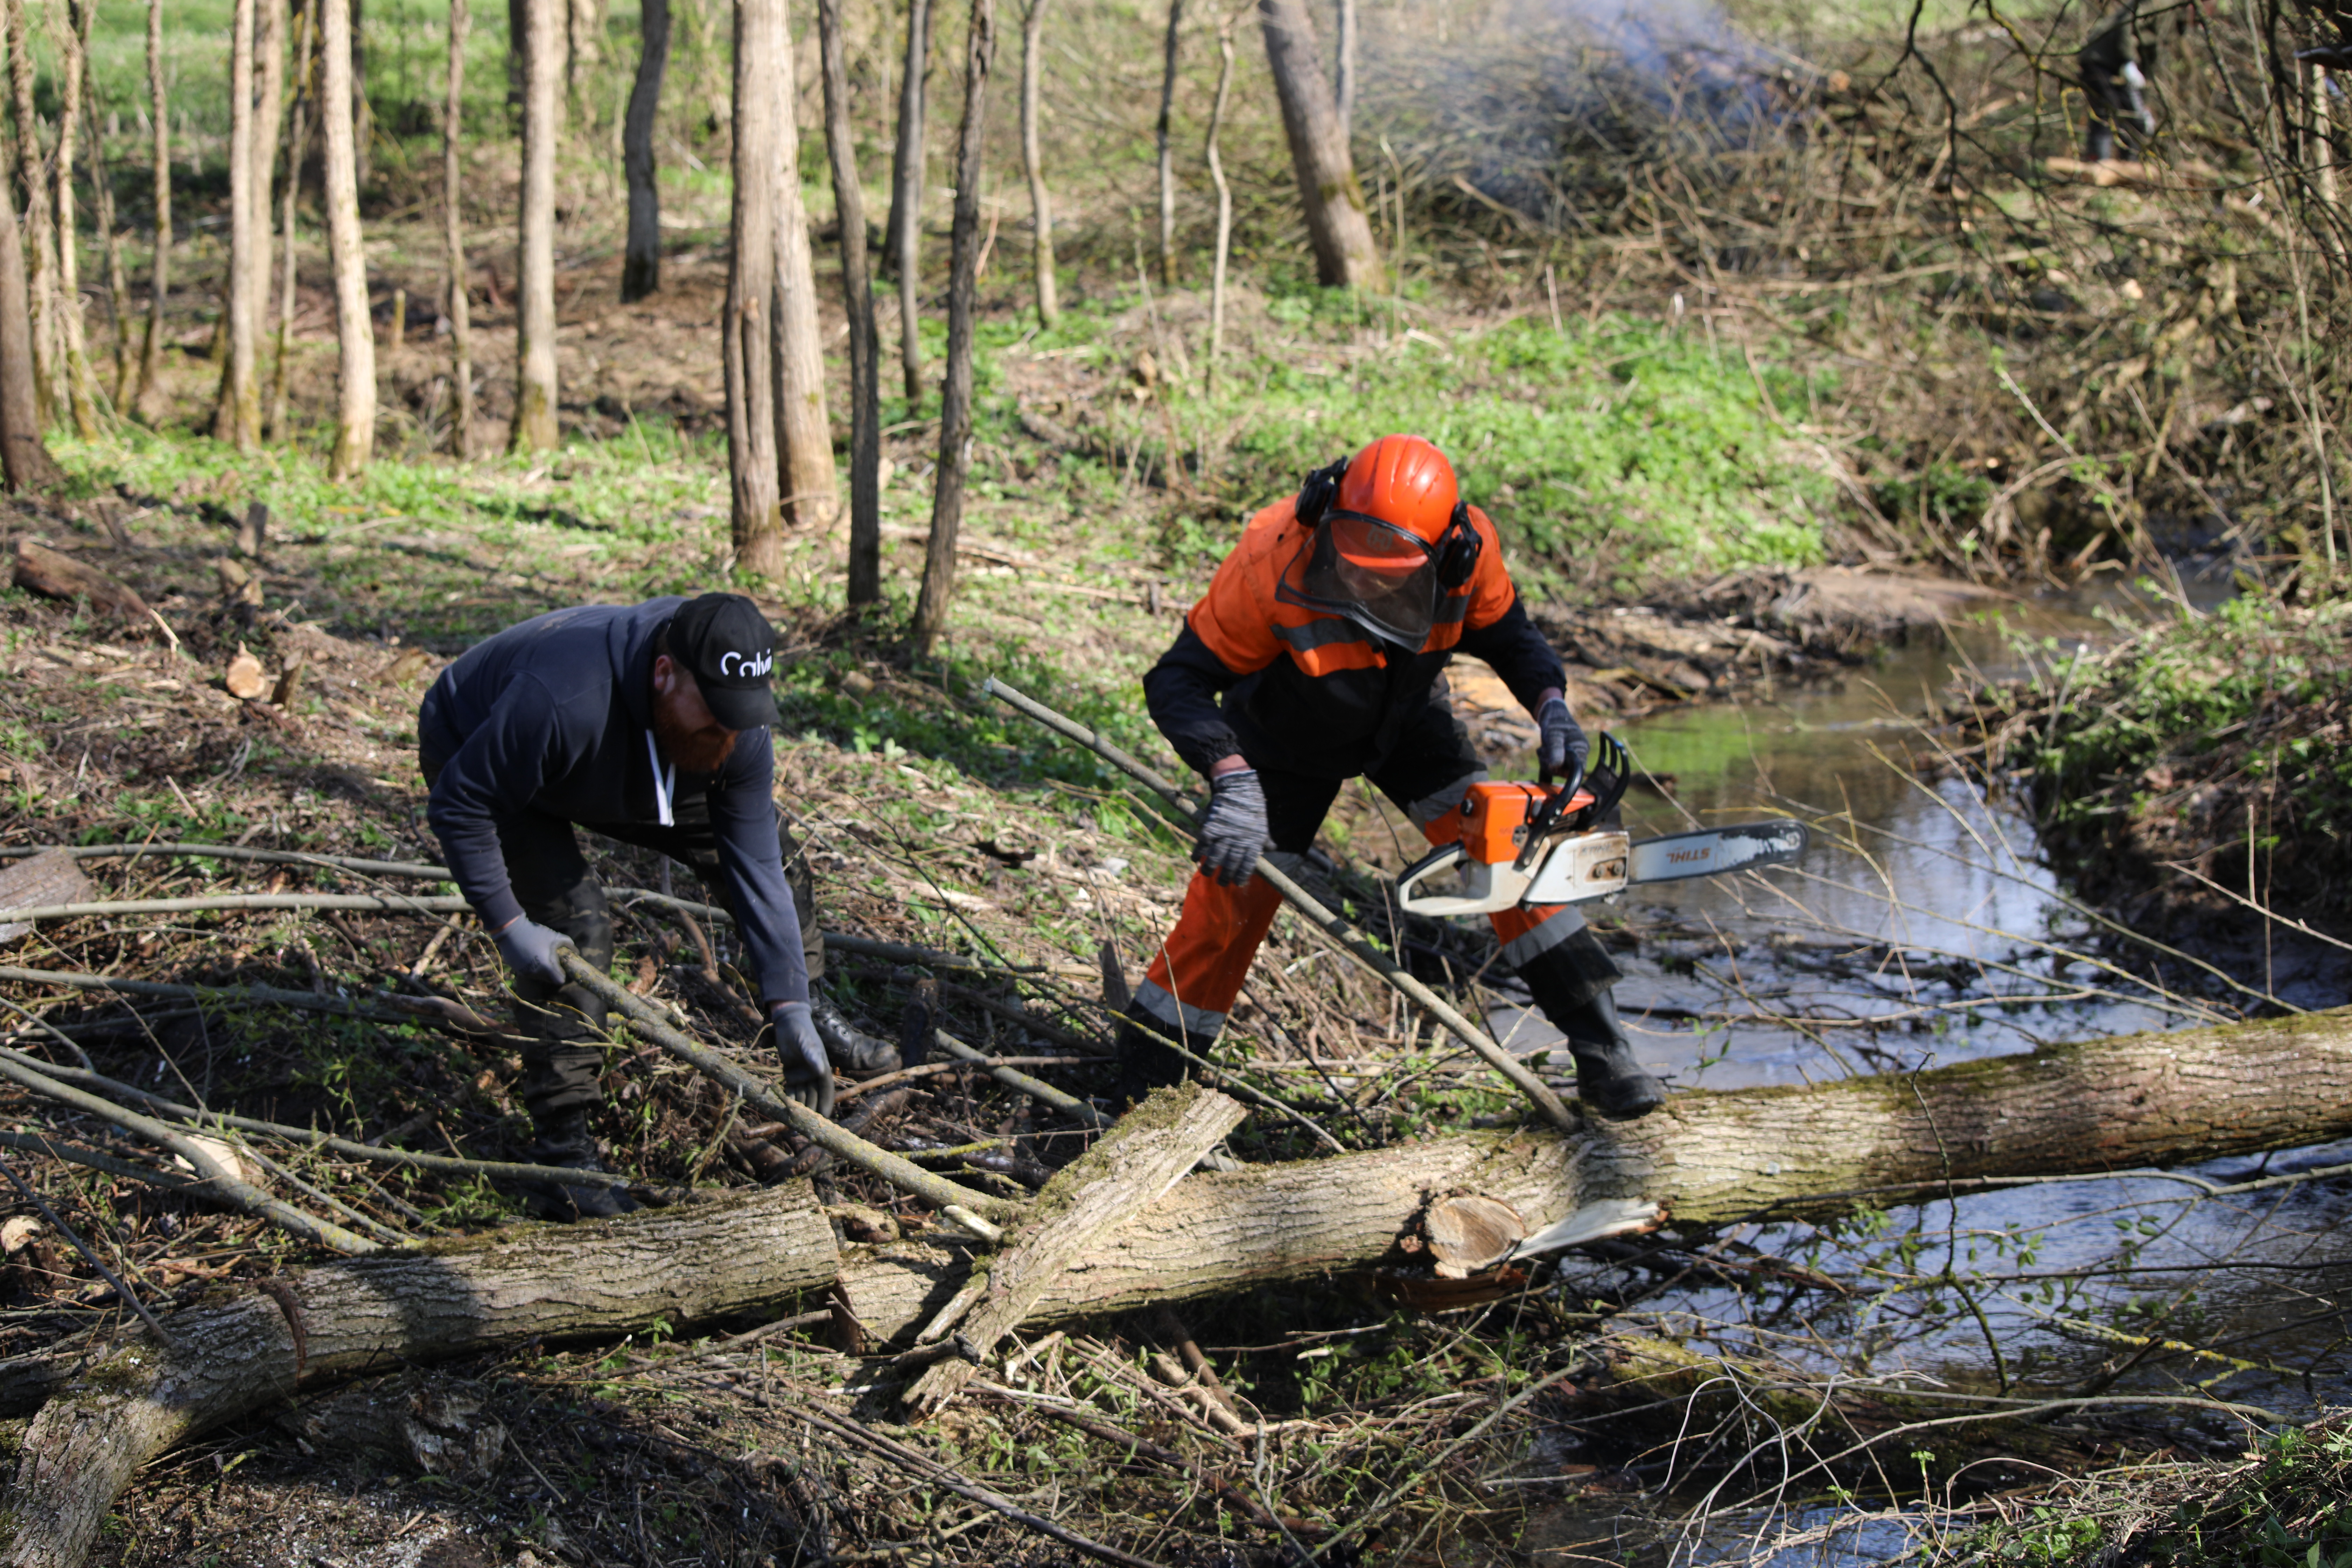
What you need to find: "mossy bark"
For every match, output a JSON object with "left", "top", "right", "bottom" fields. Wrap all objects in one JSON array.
[{"left": 0, "top": 1183, "right": 836, "bottom": 1568}]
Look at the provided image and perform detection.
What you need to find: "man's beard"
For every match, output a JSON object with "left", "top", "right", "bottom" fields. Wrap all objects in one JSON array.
[{"left": 652, "top": 697, "right": 738, "bottom": 774}]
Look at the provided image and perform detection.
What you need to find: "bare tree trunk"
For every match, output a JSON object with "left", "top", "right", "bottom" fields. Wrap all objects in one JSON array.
[
  {"left": 1154, "top": 0, "right": 1179, "bottom": 287},
  {"left": 567, "top": 0, "right": 602, "bottom": 100},
  {"left": 1332, "top": 0, "right": 1352, "bottom": 145},
  {"left": 82, "top": 80, "right": 133, "bottom": 409},
  {"left": 726, "top": 0, "right": 782, "bottom": 576},
  {"left": 0, "top": 188, "right": 61, "bottom": 489},
  {"left": 890, "top": 0, "right": 929, "bottom": 400},
  {"left": 815, "top": 0, "right": 880, "bottom": 604},
  {"left": 508, "top": 0, "right": 525, "bottom": 101},
  {"left": 882, "top": 0, "right": 927, "bottom": 271},
  {"left": 620, "top": 0, "right": 668, "bottom": 300},
  {"left": 268, "top": 0, "right": 315, "bottom": 442},
  {"left": 49, "top": 1, "right": 98, "bottom": 437},
  {"left": 1257, "top": 0, "right": 1377, "bottom": 289},
  {"left": 511, "top": 0, "right": 562, "bottom": 452},
  {"left": 770, "top": 14, "right": 835, "bottom": 534},
  {"left": 9, "top": 0, "right": 59, "bottom": 425},
  {"left": 215, "top": 0, "right": 261, "bottom": 448},
  {"left": 906, "top": 1085, "right": 1247, "bottom": 1415},
  {"left": 1204, "top": 9, "right": 1233, "bottom": 391},
  {"left": 1018, "top": 0, "right": 1054, "bottom": 328},
  {"left": 442, "top": 0, "right": 474, "bottom": 456},
  {"left": 909, "top": 0, "right": 993, "bottom": 655},
  {"left": 252, "top": 0, "right": 286, "bottom": 356},
  {"left": 134, "top": 0, "right": 169, "bottom": 422},
  {"left": 321, "top": 0, "right": 375, "bottom": 476},
  {"left": 350, "top": 0, "right": 370, "bottom": 188}
]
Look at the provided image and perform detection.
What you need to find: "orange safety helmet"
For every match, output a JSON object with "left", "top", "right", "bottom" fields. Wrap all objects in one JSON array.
[
  {"left": 1279, "top": 435, "right": 1482, "bottom": 646},
  {"left": 1337, "top": 434, "right": 1461, "bottom": 544}
]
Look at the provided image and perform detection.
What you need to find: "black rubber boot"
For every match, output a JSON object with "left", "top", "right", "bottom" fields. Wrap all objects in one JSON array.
[
  {"left": 1516, "top": 927, "right": 1666, "bottom": 1121},
  {"left": 518, "top": 1109, "right": 640, "bottom": 1222},
  {"left": 1113, "top": 1002, "right": 1192, "bottom": 1101},
  {"left": 1553, "top": 990, "right": 1666, "bottom": 1121}
]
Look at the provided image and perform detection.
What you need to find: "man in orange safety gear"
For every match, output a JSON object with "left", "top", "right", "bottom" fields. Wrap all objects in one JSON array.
[{"left": 1116, "top": 434, "right": 1667, "bottom": 1120}]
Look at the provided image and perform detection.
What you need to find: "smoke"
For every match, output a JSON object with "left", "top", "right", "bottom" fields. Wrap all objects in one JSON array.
[{"left": 1352, "top": 0, "right": 1819, "bottom": 229}]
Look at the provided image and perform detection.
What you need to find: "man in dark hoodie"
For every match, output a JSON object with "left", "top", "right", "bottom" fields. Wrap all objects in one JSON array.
[{"left": 419, "top": 592, "right": 890, "bottom": 1219}]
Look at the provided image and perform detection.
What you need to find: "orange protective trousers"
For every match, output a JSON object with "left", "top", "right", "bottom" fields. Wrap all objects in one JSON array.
[{"left": 1135, "top": 805, "right": 1575, "bottom": 1042}]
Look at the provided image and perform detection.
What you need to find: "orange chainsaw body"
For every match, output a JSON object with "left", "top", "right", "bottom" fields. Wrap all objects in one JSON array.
[{"left": 1458, "top": 781, "right": 1595, "bottom": 866}]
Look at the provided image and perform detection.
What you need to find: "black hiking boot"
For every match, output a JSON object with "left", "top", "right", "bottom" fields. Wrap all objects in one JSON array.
[
  {"left": 518, "top": 1111, "right": 640, "bottom": 1222},
  {"left": 812, "top": 995, "right": 901, "bottom": 1079},
  {"left": 1113, "top": 1002, "right": 1191, "bottom": 1102}
]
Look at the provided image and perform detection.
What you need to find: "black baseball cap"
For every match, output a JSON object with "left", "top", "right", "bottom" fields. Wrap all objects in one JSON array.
[{"left": 665, "top": 593, "right": 779, "bottom": 731}]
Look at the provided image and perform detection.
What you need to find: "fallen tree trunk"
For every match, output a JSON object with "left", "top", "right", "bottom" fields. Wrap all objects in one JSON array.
[
  {"left": 836, "top": 1007, "right": 2352, "bottom": 1339},
  {"left": 0, "top": 1182, "right": 837, "bottom": 1568},
  {"left": 10, "top": 1010, "right": 2352, "bottom": 1567}
]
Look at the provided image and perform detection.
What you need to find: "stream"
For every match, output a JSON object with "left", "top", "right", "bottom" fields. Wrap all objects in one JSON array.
[{"left": 1456, "top": 593, "right": 2352, "bottom": 1564}]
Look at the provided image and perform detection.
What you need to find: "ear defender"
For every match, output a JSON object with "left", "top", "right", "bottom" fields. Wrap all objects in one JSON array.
[
  {"left": 1435, "top": 501, "right": 1481, "bottom": 589},
  {"left": 1295, "top": 457, "right": 1350, "bottom": 530}
]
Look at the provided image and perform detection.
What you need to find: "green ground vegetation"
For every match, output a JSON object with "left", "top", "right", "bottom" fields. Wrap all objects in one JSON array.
[
  {"left": 1961, "top": 1420, "right": 2352, "bottom": 1566},
  {"left": 1974, "top": 595, "right": 2352, "bottom": 917}
]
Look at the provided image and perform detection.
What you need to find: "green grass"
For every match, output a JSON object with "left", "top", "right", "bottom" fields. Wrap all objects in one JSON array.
[{"left": 1016, "top": 296, "right": 1836, "bottom": 595}]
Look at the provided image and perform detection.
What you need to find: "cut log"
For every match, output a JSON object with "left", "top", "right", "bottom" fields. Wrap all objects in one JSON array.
[
  {"left": 1424, "top": 1194, "right": 1527, "bottom": 1278},
  {"left": 905, "top": 1083, "right": 1247, "bottom": 1414},
  {"left": 0, "top": 1181, "right": 836, "bottom": 1568},
  {"left": 0, "top": 848, "right": 90, "bottom": 943},
  {"left": 12, "top": 540, "right": 147, "bottom": 620}
]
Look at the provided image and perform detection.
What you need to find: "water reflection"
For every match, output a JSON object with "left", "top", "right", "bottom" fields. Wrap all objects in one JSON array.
[{"left": 1486, "top": 600, "right": 2195, "bottom": 1087}]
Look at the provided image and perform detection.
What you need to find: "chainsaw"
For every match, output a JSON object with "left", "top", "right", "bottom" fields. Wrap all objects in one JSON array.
[{"left": 1394, "top": 733, "right": 1811, "bottom": 917}]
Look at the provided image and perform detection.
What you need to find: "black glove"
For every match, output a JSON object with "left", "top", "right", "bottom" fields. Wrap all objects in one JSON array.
[
  {"left": 771, "top": 1001, "right": 837, "bottom": 1117},
  {"left": 1195, "top": 768, "right": 1269, "bottom": 887},
  {"left": 1536, "top": 697, "right": 1590, "bottom": 782},
  {"left": 494, "top": 917, "right": 573, "bottom": 985}
]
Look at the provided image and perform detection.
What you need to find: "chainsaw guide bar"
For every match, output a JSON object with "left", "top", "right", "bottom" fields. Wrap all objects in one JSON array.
[{"left": 1393, "top": 743, "right": 1810, "bottom": 917}]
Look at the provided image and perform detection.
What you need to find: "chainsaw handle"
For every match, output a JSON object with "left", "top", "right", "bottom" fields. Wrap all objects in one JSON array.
[{"left": 1514, "top": 759, "right": 1587, "bottom": 874}]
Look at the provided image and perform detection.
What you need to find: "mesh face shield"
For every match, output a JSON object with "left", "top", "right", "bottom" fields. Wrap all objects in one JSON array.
[{"left": 1275, "top": 510, "right": 1444, "bottom": 648}]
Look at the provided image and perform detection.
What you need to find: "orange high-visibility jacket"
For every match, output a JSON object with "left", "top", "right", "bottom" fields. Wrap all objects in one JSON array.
[{"left": 1142, "top": 494, "right": 1565, "bottom": 779}]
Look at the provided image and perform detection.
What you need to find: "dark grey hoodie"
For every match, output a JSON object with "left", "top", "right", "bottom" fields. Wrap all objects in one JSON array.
[{"left": 418, "top": 597, "right": 807, "bottom": 1006}]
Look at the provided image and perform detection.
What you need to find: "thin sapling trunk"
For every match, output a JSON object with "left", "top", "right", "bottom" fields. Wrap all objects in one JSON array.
[{"left": 910, "top": 0, "right": 995, "bottom": 654}]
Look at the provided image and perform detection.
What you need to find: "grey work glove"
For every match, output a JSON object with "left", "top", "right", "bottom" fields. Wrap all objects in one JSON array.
[
  {"left": 494, "top": 917, "right": 573, "bottom": 986},
  {"left": 1195, "top": 767, "right": 1269, "bottom": 887},
  {"left": 1536, "top": 696, "right": 1590, "bottom": 782},
  {"left": 771, "top": 1001, "right": 838, "bottom": 1117}
]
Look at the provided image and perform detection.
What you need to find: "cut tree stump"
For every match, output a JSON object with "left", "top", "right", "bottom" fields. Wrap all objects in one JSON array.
[
  {"left": 11, "top": 540, "right": 148, "bottom": 621},
  {"left": 905, "top": 1082, "right": 1247, "bottom": 1414}
]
